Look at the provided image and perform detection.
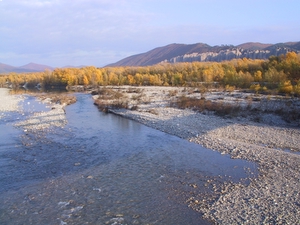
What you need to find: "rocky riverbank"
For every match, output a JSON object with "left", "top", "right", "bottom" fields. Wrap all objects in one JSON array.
[
  {"left": 15, "top": 95, "right": 71, "bottom": 131},
  {"left": 93, "top": 86, "right": 300, "bottom": 224},
  {"left": 0, "top": 88, "right": 75, "bottom": 131},
  {"left": 15, "top": 100, "right": 67, "bottom": 131},
  {"left": 0, "top": 88, "right": 22, "bottom": 118},
  {"left": 1, "top": 87, "right": 299, "bottom": 224}
]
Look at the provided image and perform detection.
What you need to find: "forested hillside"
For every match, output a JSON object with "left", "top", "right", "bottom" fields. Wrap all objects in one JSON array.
[
  {"left": 107, "top": 42, "right": 300, "bottom": 67},
  {"left": 1, "top": 52, "right": 300, "bottom": 95}
]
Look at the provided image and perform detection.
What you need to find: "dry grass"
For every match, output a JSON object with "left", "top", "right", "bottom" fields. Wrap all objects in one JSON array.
[
  {"left": 171, "top": 96, "right": 241, "bottom": 117},
  {"left": 131, "top": 93, "right": 144, "bottom": 102},
  {"left": 91, "top": 87, "right": 125, "bottom": 99},
  {"left": 93, "top": 88, "right": 129, "bottom": 112},
  {"left": 168, "top": 89, "right": 178, "bottom": 97},
  {"left": 92, "top": 86, "right": 300, "bottom": 123},
  {"left": 38, "top": 93, "right": 77, "bottom": 105},
  {"left": 145, "top": 108, "right": 159, "bottom": 115},
  {"left": 172, "top": 95, "right": 300, "bottom": 122},
  {"left": 94, "top": 99, "right": 129, "bottom": 112},
  {"left": 126, "top": 88, "right": 143, "bottom": 94}
]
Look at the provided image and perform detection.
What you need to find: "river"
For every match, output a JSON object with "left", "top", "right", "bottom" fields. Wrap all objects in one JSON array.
[{"left": 0, "top": 93, "right": 257, "bottom": 224}]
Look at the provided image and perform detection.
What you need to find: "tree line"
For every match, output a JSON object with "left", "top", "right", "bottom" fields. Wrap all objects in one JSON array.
[{"left": 1, "top": 52, "right": 300, "bottom": 95}]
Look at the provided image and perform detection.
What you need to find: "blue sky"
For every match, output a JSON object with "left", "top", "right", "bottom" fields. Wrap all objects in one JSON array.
[{"left": 0, "top": 0, "right": 299, "bottom": 67}]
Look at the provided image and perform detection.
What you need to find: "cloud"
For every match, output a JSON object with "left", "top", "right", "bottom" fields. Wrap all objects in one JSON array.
[
  {"left": 0, "top": 0, "right": 299, "bottom": 67},
  {"left": 0, "top": 0, "right": 152, "bottom": 51}
]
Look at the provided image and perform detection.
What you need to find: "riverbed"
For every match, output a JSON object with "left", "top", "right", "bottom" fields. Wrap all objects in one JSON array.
[
  {"left": 98, "top": 86, "right": 300, "bottom": 224},
  {"left": 0, "top": 90, "right": 258, "bottom": 224}
]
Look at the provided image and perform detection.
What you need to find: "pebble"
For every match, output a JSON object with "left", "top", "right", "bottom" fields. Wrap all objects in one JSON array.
[
  {"left": 0, "top": 88, "right": 22, "bottom": 116},
  {"left": 15, "top": 102, "right": 67, "bottom": 131},
  {"left": 107, "top": 86, "right": 300, "bottom": 224},
  {"left": 2, "top": 87, "right": 299, "bottom": 224}
]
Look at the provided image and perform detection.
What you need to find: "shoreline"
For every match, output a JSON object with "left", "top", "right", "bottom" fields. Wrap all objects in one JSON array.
[
  {"left": 2, "top": 87, "right": 299, "bottom": 223},
  {"left": 0, "top": 88, "right": 22, "bottom": 118},
  {"left": 93, "top": 86, "right": 300, "bottom": 224},
  {"left": 0, "top": 88, "right": 70, "bottom": 132}
]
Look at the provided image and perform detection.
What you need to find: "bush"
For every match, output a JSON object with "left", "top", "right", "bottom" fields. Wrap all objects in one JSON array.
[
  {"left": 225, "top": 85, "right": 235, "bottom": 92},
  {"left": 293, "top": 81, "right": 300, "bottom": 96},
  {"left": 94, "top": 99, "right": 128, "bottom": 112},
  {"left": 250, "top": 84, "right": 261, "bottom": 93},
  {"left": 130, "top": 105, "right": 138, "bottom": 110},
  {"left": 171, "top": 96, "right": 241, "bottom": 117},
  {"left": 278, "top": 81, "right": 293, "bottom": 94}
]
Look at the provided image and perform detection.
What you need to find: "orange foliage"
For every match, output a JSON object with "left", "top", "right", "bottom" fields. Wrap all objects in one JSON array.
[{"left": 0, "top": 52, "right": 299, "bottom": 93}]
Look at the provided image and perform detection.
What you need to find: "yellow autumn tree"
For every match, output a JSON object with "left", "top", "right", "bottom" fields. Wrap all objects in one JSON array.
[
  {"left": 108, "top": 72, "right": 119, "bottom": 85},
  {"left": 82, "top": 75, "right": 89, "bottom": 86},
  {"left": 127, "top": 74, "right": 136, "bottom": 85},
  {"left": 254, "top": 71, "right": 262, "bottom": 82}
]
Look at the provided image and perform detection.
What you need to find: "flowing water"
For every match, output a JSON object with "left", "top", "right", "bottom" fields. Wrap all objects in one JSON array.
[{"left": 0, "top": 93, "right": 258, "bottom": 224}]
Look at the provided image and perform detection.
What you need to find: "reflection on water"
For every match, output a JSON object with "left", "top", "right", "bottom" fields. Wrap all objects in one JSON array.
[{"left": 0, "top": 93, "right": 257, "bottom": 225}]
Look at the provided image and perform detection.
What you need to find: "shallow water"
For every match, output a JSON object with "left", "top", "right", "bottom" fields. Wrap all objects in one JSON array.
[{"left": 0, "top": 93, "right": 257, "bottom": 224}]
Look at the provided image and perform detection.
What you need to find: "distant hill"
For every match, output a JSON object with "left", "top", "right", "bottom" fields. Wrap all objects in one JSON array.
[
  {"left": 19, "top": 63, "right": 54, "bottom": 72},
  {"left": 0, "top": 62, "right": 91, "bottom": 74},
  {"left": 236, "top": 42, "right": 272, "bottom": 50},
  {"left": 107, "top": 42, "right": 300, "bottom": 67},
  {"left": 0, "top": 62, "right": 54, "bottom": 74},
  {"left": 0, "top": 63, "right": 17, "bottom": 74}
]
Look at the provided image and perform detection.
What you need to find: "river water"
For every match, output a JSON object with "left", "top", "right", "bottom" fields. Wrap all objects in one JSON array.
[{"left": 0, "top": 93, "right": 257, "bottom": 224}]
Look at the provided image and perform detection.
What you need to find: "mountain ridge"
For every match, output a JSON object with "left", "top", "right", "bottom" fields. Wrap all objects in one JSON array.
[
  {"left": 19, "top": 62, "right": 54, "bottom": 71},
  {"left": 2, "top": 41, "right": 300, "bottom": 73},
  {"left": 0, "top": 62, "right": 54, "bottom": 74},
  {"left": 0, "top": 63, "right": 91, "bottom": 74},
  {"left": 107, "top": 41, "right": 300, "bottom": 67}
]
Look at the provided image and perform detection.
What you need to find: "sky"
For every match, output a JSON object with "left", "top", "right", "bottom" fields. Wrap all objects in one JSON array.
[{"left": 0, "top": 0, "right": 299, "bottom": 68}]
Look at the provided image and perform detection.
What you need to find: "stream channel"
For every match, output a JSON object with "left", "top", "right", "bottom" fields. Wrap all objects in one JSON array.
[{"left": 0, "top": 93, "right": 258, "bottom": 224}]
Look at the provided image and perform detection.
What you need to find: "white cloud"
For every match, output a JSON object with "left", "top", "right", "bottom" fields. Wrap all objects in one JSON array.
[
  {"left": 0, "top": 0, "right": 299, "bottom": 67},
  {"left": 1, "top": 1, "right": 142, "bottom": 49}
]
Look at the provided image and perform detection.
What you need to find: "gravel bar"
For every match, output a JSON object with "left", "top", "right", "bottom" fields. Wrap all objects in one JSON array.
[
  {"left": 2, "top": 87, "right": 299, "bottom": 224},
  {"left": 0, "top": 88, "right": 67, "bottom": 130},
  {"left": 94, "top": 86, "right": 300, "bottom": 224},
  {"left": 15, "top": 97, "right": 67, "bottom": 131},
  {"left": 0, "top": 88, "right": 22, "bottom": 117}
]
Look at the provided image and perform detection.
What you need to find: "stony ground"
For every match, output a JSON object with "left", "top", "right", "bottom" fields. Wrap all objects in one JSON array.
[
  {"left": 0, "top": 88, "right": 22, "bottom": 118},
  {"left": 93, "top": 86, "right": 300, "bottom": 224},
  {"left": 15, "top": 97, "right": 67, "bottom": 131},
  {"left": 1, "top": 89, "right": 70, "bottom": 130}
]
